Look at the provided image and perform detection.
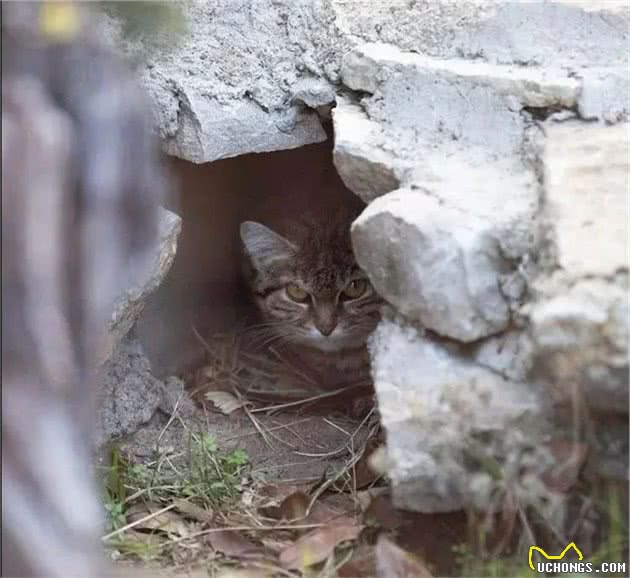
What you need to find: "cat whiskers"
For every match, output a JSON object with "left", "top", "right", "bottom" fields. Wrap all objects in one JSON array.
[
  {"left": 241, "top": 321, "right": 292, "bottom": 339},
  {"left": 243, "top": 324, "right": 297, "bottom": 352}
]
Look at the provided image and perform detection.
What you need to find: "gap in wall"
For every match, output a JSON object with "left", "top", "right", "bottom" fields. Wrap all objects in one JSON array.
[{"left": 137, "top": 135, "right": 365, "bottom": 379}]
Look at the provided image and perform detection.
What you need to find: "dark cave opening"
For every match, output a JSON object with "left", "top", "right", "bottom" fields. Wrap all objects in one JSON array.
[{"left": 137, "top": 136, "right": 366, "bottom": 381}]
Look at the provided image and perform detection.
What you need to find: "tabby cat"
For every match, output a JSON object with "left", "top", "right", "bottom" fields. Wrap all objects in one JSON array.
[{"left": 239, "top": 207, "right": 383, "bottom": 392}]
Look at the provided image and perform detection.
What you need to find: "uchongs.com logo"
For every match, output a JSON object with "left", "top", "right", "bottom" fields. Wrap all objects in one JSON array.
[
  {"left": 528, "top": 542, "right": 583, "bottom": 572},
  {"left": 528, "top": 542, "right": 627, "bottom": 574}
]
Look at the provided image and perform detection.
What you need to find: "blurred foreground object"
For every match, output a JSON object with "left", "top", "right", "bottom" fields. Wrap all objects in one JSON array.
[{"left": 2, "top": 2, "right": 166, "bottom": 576}]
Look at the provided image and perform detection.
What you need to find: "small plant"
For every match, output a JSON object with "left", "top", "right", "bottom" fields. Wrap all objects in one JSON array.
[
  {"left": 453, "top": 542, "right": 534, "bottom": 578},
  {"left": 104, "top": 498, "right": 127, "bottom": 533},
  {"left": 101, "top": 445, "right": 129, "bottom": 532},
  {"left": 100, "top": 435, "right": 250, "bottom": 533},
  {"left": 173, "top": 432, "right": 250, "bottom": 507}
]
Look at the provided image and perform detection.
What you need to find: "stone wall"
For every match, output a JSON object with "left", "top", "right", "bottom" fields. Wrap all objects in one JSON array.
[{"left": 102, "top": 0, "right": 629, "bottom": 511}]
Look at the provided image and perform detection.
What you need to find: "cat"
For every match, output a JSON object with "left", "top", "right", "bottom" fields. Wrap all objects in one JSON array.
[{"left": 239, "top": 206, "right": 383, "bottom": 393}]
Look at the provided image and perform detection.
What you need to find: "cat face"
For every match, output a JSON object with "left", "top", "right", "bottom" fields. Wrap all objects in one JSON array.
[{"left": 240, "top": 218, "right": 382, "bottom": 352}]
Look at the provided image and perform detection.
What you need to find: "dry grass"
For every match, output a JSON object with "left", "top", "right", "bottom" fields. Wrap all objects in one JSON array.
[{"left": 189, "top": 325, "right": 371, "bottom": 408}]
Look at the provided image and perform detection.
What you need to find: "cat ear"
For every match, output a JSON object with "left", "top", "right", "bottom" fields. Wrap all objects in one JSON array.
[{"left": 240, "top": 221, "right": 296, "bottom": 269}]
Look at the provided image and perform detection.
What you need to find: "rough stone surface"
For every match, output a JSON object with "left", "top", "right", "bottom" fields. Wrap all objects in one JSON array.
[
  {"left": 100, "top": 0, "right": 340, "bottom": 162},
  {"left": 103, "top": 207, "right": 182, "bottom": 365},
  {"left": 332, "top": 1, "right": 496, "bottom": 58},
  {"left": 95, "top": 209, "right": 182, "bottom": 446},
  {"left": 101, "top": 0, "right": 627, "bottom": 162},
  {"left": 97, "top": 337, "right": 169, "bottom": 447},
  {"left": 352, "top": 188, "right": 531, "bottom": 342},
  {"left": 526, "top": 121, "right": 630, "bottom": 416},
  {"left": 529, "top": 277, "right": 629, "bottom": 415},
  {"left": 97, "top": 336, "right": 196, "bottom": 448},
  {"left": 342, "top": 43, "right": 580, "bottom": 108},
  {"left": 342, "top": 42, "right": 546, "bottom": 341},
  {"left": 471, "top": 329, "right": 535, "bottom": 384},
  {"left": 542, "top": 122, "right": 629, "bottom": 278},
  {"left": 578, "top": 68, "right": 630, "bottom": 123},
  {"left": 370, "top": 317, "right": 549, "bottom": 513},
  {"left": 100, "top": 0, "right": 499, "bottom": 162},
  {"left": 332, "top": 98, "right": 400, "bottom": 201},
  {"left": 452, "top": 1, "right": 629, "bottom": 67},
  {"left": 291, "top": 77, "right": 336, "bottom": 109}
]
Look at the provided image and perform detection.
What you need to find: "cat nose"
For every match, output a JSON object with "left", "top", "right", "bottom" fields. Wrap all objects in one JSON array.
[
  {"left": 315, "top": 321, "right": 335, "bottom": 337},
  {"left": 313, "top": 306, "right": 337, "bottom": 336}
]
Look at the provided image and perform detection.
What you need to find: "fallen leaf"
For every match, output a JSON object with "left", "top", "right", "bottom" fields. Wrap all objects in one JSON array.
[
  {"left": 112, "top": 529, "right": 165, "bottom": 557},
  {"left": 258, "top": 482, "right": 307, "bottom": 502},
  {"left": 259, "top": 491, "right": 309, "bottom": 521},
  {"left": 126, "top": 503, "right": 191, "bottom": 538},
  {"left": 376, "top": 535, "right": 433, "bottom": 578},
  {"left": 306, "top": 498, "right": 349, "bottom": 525},
  {"left": 337, "top": 544, "right": 378, "bottom": 578},
  {"left": 205, "top": 390, "right": 245, "bottom": 414},
  {"left": 172, "top": 498, "right": 213, "bottom": 523},
  {"left": 541, "top": 440, "right": 589, "bottom": 492},
  {"left": 261, "top": 537, "right": 291, "bottom": 554},
  {"left": 279, "top": 516, "right": 361, "bottom": 570},
  {"left": 207, "top": 529, "right": 261, "bottom": 559},
  {"left": 259, "top": 491, "right": 348, "bottom": 527}
]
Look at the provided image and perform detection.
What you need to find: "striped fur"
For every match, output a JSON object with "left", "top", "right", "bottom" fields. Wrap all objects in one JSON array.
[{"left": 239, "top": 208, "right": 383, "bottom": 389}]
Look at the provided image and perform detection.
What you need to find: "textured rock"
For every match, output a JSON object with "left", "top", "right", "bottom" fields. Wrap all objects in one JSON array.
[
  {"left": 101, "top": 1, "right": 627, "bottom": 162},
  {"left": 101, "top": 0, "right": 338, "bottom": 163},
  {"left": 342, "top": 43, "right": 580, "bottom": 108},
  {"left": 529, "top": 277, "right": 629, "bottom": 415},
  {"left": 97, "top": 336, "right": 195, "bottom": 447},
  {"left": 471, "top": 329, "right": 535, "bottom": 384},
  {"left": 334, "top": 42, "right": 595, "bottom": 203},
  {"left": 352, "top": 188, "right": 529, "bottom": 342},
  {"left": 97, "top": 337, "right": 166, "bottom": 446},
  {"left": 527, "top": 121, "right": 629, "bottom": 415},
  {"left": 103, "top": 207, "right": 182, "bottom": 365},
  {"left": 452, "top": 0, "right": 629, "bottom": 67},
  {"left": 338, "top": 42, "right": 552, "bottom": 341},
  {"left": 542, "top": 122, "right": 629, "bottom": 278},
  {"left": 370, "top": 318, "right": 549, "bottom": 513},
  {"left": 332, "top": 98, "right": 401, "bottom": 202},
  {"left": 96, "top": 209, "right": 183, "bottom": 445},
  {"left": 291, "top": 77, "right": 336, "bottom": 109},
  {"left": 335, "top": 45, "right": 537, "bottom": 201},
  {"left": 578, "top": 68, "right": 630, "bottom": 123},
  {"left": 99, "top": 0, "right": 499, "bottom": 163},
  {"left": 331, "top": 0, "right": 495, "bottom": 58}
]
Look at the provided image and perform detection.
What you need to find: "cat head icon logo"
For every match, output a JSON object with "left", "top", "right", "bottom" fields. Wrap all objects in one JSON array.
[{"left": 528, "top": 542, "right": 583, "bottom": 571}]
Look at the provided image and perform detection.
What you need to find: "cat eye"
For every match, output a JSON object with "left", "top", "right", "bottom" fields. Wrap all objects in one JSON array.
[
  {"left": 342, "top": 278, "right": 368, "bottom": 300},
  {"left": 286, "top": 283, "right": 309, "bottom": 303}
]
